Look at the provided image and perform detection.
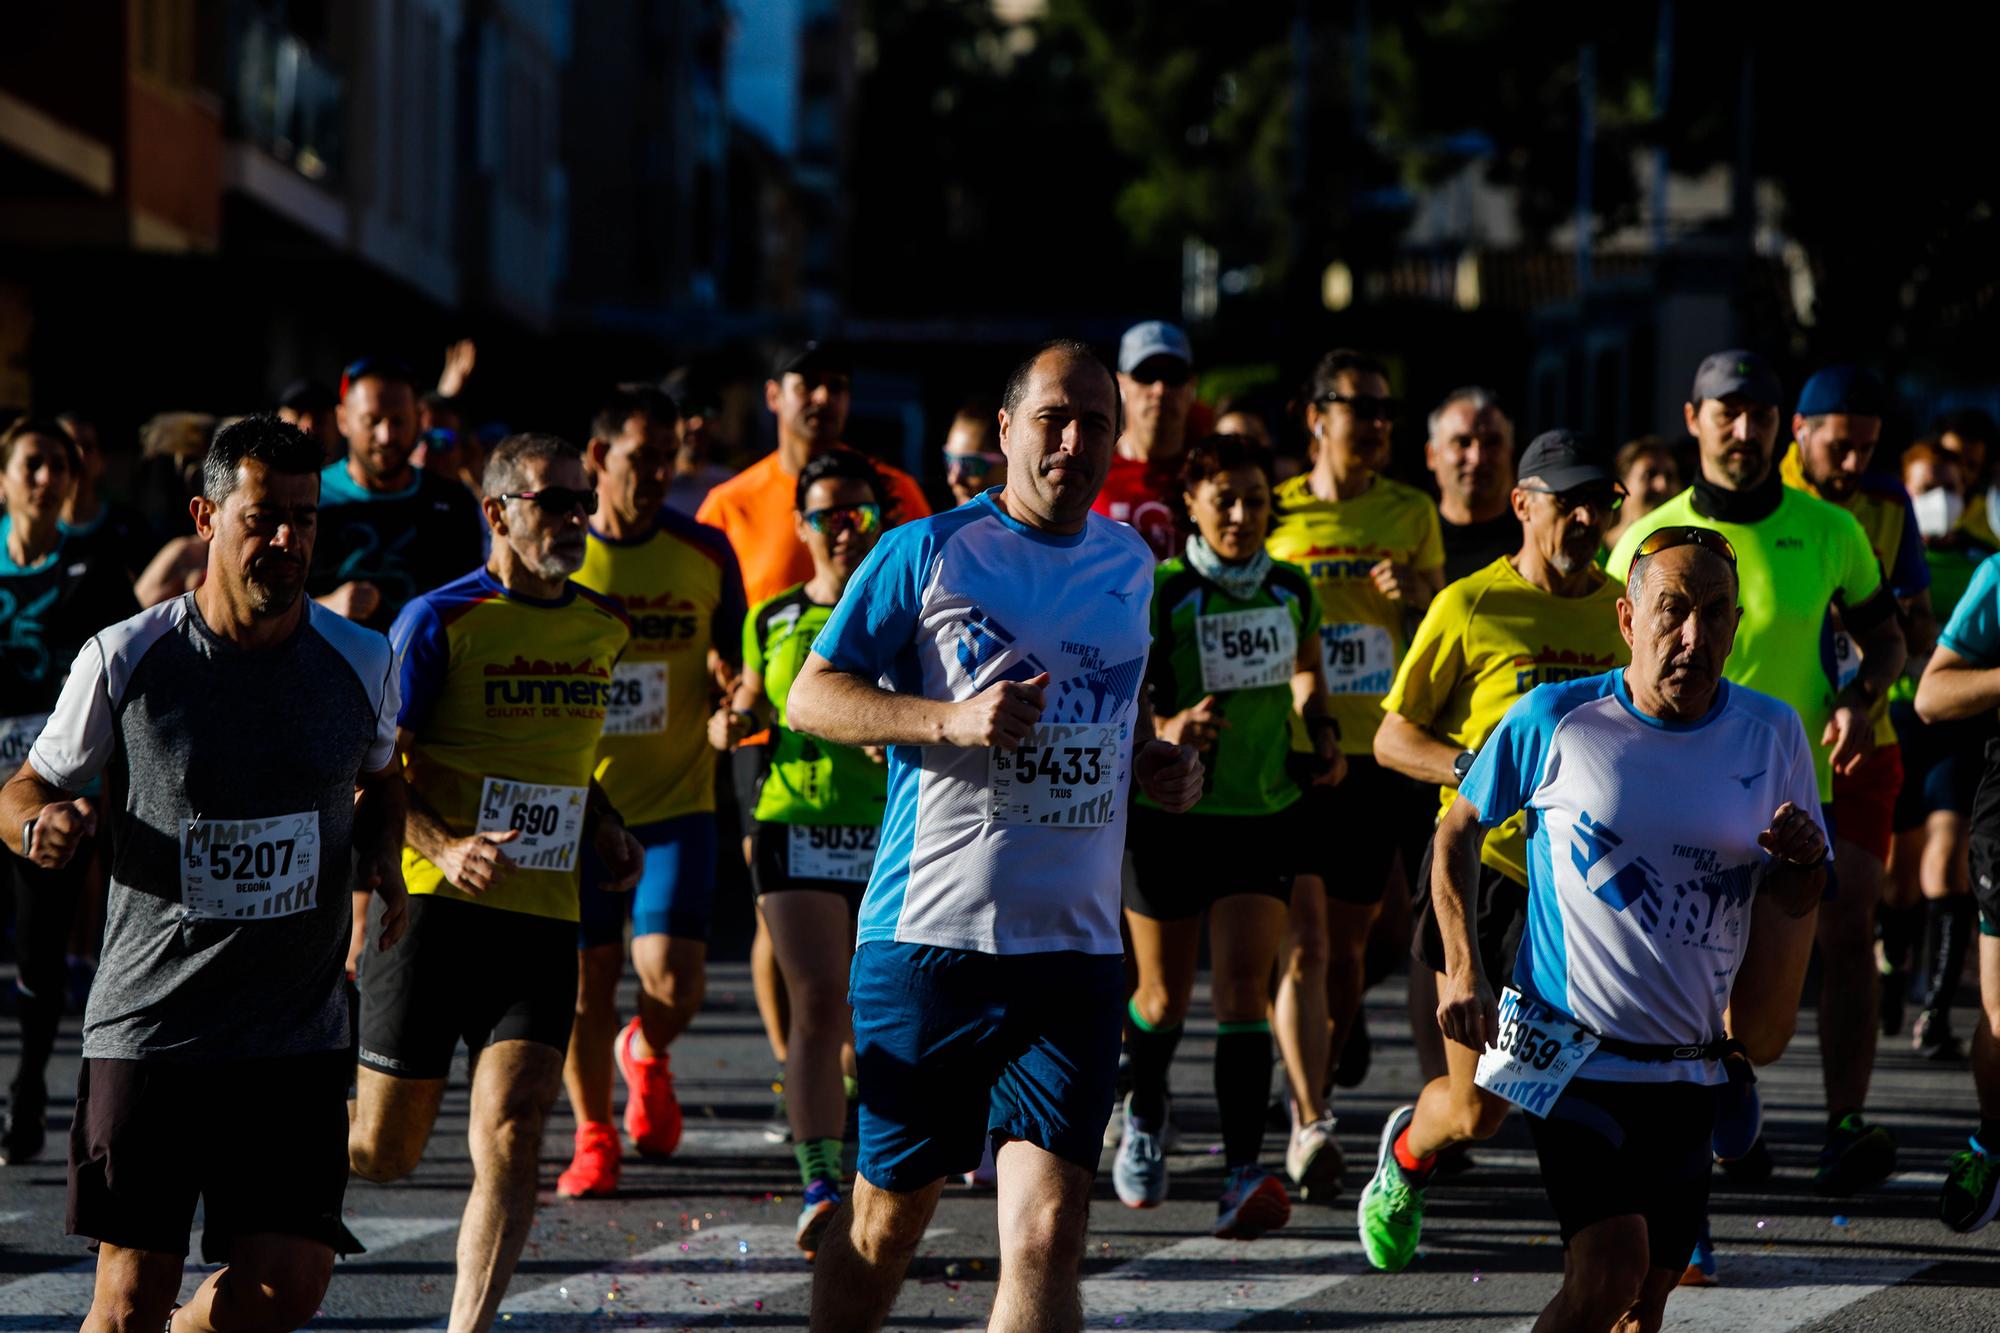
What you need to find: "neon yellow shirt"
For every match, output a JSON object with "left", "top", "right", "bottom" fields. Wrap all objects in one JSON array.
[
  {"left": 1606, "top": 484, "right": 1883, "bottom": 801},
  {"left": 1266, "top": 472, "right": 1444, "bottom": 755},
  {"left": 1384, "top": 557, "right": 1629, "bottom": 883},
  {"left": 576, "top": 509, "right": 746, "bottom": 824}
]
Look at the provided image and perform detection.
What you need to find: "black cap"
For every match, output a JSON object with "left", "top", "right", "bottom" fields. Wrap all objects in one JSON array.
[
  {"left": 1517, "top": 429, "right": 1617, "bottom": 491},
  {"left": 772, "top": 340, "right": 853, "bottom": 380},
  {"left": 1691, "top": 349, "right": 1782, "bottom": 407},
  {"left": 278, "top": 378, "right": 336, "bottom": 413}
]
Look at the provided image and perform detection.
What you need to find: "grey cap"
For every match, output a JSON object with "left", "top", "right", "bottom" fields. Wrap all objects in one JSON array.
[
  {"left": 1517, "top": 429, "right": 1617, "bottom": 492},
  {"left": 1691, "top": 349, "right": 1782, "bottom": 407},
  {"left": 1118, "top": 320, "right": 1193, "bottom": 375}
]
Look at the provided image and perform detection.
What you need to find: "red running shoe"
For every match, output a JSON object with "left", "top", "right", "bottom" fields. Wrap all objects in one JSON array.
[
  {"left": 616, "top": 1016, "right": 684, "bottom": 1157},
  {"left": 556, "top": 1121, "right": 621, "bottom": 1198}
]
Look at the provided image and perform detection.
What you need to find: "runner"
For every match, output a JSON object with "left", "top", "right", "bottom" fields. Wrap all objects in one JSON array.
[
  {"left": 277, "top": 378, "right": 342, "bottom": 464},
  {"left": 1, "top": 414, "right": 406, "bottom": 1332},
  {"left": 696, "top": 341, "right": 929, "bottom": 1129},
  {"left": 1937, "top": 409, "right": 1998, "bottom": 542},
  {"left": 1886, "top": 442, "right": 1995, "bottom": 1055},
  {"left": 1360, "top": 430, "right": 1631, "bottom": 1269},
  {"left": 0, "top": 419, "right": 138, "bottom": 1165},
  {"left": 555, "top": 387, "right": 746, "bottom": 1198},
  {"left": 1266, "top": 348, "right": 1443, "bottom": 1172},
  {"left": 1094, "top": 320, "right": 1196, "bottom": 558},
  {"left": 1418, "top": 527, "right": 1826, "bottom": 1332},
  {"left": 788, "top": 340, "right": 1202, "bottom": 1329},
  {"left": 709, "top": 449, "right": 889, "bottom": 1256},
  {"left": 347, "top": 432, "right": 644, "bottom": 1333},
  {"left": 659, "top": 370, "right": 732, "bottom": 517},
  {"left": 1423, "top": 388, "right": 1520, "bottom": 582},
  {"left": 309, "top": 355, "right": 486, "bottom": 630},
  {"left": 1112, "top": 433, "right": 1343, "bottom": 1234},
  {"left": 1602, "top": 437, "right": 1682, "bottom": 552},
  {"left": 1608, "top": 350, "right": 1906, "bottom": 1198},
  {"left": 1913, "top": 550, "right": 2000, "bottom": 1232},
  {"left": 56, "top": 411, "right": 156, "bottom": 580},
  {"left": 942, "top": 403, "right": 1007, "bottom": 507}
]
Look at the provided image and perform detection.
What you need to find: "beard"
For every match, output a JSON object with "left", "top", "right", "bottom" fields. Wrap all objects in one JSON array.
[
  {"left": 244, "top": 568, "right": 304, "bottom": 616},
  {"left": 524, "top": 539, "right": 587, "bottom": 579}
]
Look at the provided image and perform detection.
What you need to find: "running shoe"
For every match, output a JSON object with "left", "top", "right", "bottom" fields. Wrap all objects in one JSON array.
[
  {"left": 1334, "top": 1008, "right": 1371, "bottom": 1089},
  {"left": 1878, "top": 964, "right": 1904, "bottom": 1037},
  {"left": 763, "top": 1073, "right": 791, "bottom": 1144},
  {"left": 1941, "top": 1140, "right": 2000, "bottom": 1234},
  {"left": 1677, "top": 1215, "right": 1718, "bottom": 1287},
  {"left": 1286, "top": 1113, "right": 1344, "bottom": 1202},
  {"left": 1112, "top": 1098, "right": 1168, "bottom": 1209},
  {"left": 1716, "top": 1135, "right": 1773, "bottom": 1187},
  {"left": 1214, "top": 1164, "right": 1292, "bottom": 1240},
  {"left": 1813, "top": 1113, "right": 1897, "bottom": 1196},
  {"left": 961, "top": 1133, "right": 998, "bottom": 1187},
  {"left": 796, "top": 1177, "right": 841, "bottom": 1259},
  {"left": 1356, "top": 1105, "right": 1426, "bottom": 1272},
  {"left": 615, "top": 1017, "right": 684, "bottom": 1158},
  {"left": 556, "top": 1121, "right": 621, "bottom": 1198},
  {"left": 1912, "top": 1008, "right": 1964, "bottom": 1061}
]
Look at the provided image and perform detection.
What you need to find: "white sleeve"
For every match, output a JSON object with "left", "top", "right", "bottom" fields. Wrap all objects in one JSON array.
[
  {"left": 1783, "top": 717, "right": 1828, "bottom": 845},
  {"left": 26, "top": 638, "right": 116, "bottom": 792},
  {"left": 365, "top": 647, "right": 401, "bottom": 773}
]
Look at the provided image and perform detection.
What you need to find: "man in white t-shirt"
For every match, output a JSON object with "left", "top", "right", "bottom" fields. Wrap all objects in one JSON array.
[
  {"left": 786, "top": 340, "right": 1203, "bottom": 1332},
  {"left": 1367, "top": 526, "right": 1826, "bottom": 1332}
]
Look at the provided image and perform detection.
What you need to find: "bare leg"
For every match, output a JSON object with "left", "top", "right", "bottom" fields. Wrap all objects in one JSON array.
[
  {"left": 1818, "top": 837, "right": 1884, "bottom": 1114},
  {"left": 629, "top": 933, "right": 707, "bottom": 1057},
  {"left": 1405, "top": 987, "right": 1510, "bottom": 1160},
  {"left": 1531, "top": 1213, "right": 1652, "bottom": 1333},
  {"left": 809, "top": 1174, "right": 945, "bottom": 1332},
  {"left": 751, "top": 903, "right": 791, "bottom": 1065},
  {"left": 1274, "top": 876, "right": 1331, "bottom": 1120},
  {"left": 1323, "top": 895, "right": 1381, "bottom": 1085},
  {"left": 448, "top": 1039, "right": 564, "bottom": 1333},
  {"left": 563, "top": 942, "right": 624, "bottom": 1126},
  {"left": 171, "top": 1233, "right": 335, "bottom": 1333},
  {"left": 83, "top": 1244, "right": 182, "bottom": 1333},
  {"left": 763, "top": 891, "right": 857, "bottom": 1143},
  {"left": 348, "top": 1066, "right": 446, "bottom": 1181},
  {"left": 989, "top": 1138, "right": 1094, "bottom": 1333}
]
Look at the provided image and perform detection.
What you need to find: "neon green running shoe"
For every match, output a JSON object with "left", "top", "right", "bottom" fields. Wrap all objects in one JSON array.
[
  {"left": 1941, "top": 1139, "right": 2000, "bottom": 1234},
  {"left": 1356, "top": 1104, "right": 1426, "bottom": 1272}
]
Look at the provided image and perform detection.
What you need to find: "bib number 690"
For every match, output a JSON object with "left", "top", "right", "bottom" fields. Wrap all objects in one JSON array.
[{"left": 511, "top": 803, "right": 562, "bottom": 837}]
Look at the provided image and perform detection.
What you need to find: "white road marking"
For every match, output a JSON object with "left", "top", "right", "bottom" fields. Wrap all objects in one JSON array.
[
  {"left": 1496, "top": 1250, "right": 1934, "bottom": 1333},
  {"left": 1081, "top": 1234, "right": 1366, "bottom": 1330}
]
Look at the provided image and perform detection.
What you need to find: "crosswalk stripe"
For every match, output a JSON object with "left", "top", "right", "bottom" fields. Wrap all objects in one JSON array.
[
  {"left": 1081, "top": 1234, "right": 1366, "bottom": 1330},
  {"left": 0, "top": 1214, "right": 458, "bottom": 1326},
  {"left": 1496, "top": 1250, "right": 1933, "bottom": 1333}
]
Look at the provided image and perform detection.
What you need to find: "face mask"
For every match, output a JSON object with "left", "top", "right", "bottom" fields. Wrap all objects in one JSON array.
[{"left": 1914, "top": 486, "right": 1966, "bottom": 540}]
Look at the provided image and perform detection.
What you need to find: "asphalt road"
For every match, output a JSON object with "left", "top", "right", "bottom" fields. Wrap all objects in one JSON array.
[{"left": 3, "top": 965, "right": 1997, "bottom": 1331}]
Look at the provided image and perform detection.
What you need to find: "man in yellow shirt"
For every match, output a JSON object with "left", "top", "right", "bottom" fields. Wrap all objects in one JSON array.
[
  {"left": 1266, "top": 348, "right": 1444, "bottom": 1141},
  {"left": 1357, "top": 429, "right": 1629, "bottom": 1270}
]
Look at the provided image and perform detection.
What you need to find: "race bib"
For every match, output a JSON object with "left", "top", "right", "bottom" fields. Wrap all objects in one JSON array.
[
  {"left": 1320, "top": 622, "right": 1395, "bottom": 695},
  {"left": 1830, "top": 629, "right": 1860, "bottom": 692},
  {"left": 476, "top": 778, "right": 588, "bottom": 873},
  {"left": 603, "top": 661, "right": 669, "bottom": 736},
  {"left": 987, "top": 723, "right": 1124, "bottom": 828},
  {"left": 181, "top": 811, "right": 322, "bottom": 921},
  {"left": 0, "top": 713, "right": 48, "bottom": 770},
  {"left": 788, "top": 823, "right": 878, "bottom": 882},
  {"left": 1198, "top": 607, "right": 1296, "bottom": 693},
  {"left": 1473, "top": 986, "right": 1601, "bottom": 1118}
]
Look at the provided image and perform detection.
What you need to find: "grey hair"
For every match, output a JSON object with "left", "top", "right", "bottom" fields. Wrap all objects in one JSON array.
[
  {"left": 482, "top": 432, "right": 582, "bottom": 499},
  {"left": 1427, "top": 386, "right": 1505, "bottom": 441},
  {"left": 1626, "top": 543, "right": 1737, "bottom": 602}
]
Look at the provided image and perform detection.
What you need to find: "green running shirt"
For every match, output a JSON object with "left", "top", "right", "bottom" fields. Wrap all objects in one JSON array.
[{"left": 745, "top": 585, "right": 888, "bottom": 826}]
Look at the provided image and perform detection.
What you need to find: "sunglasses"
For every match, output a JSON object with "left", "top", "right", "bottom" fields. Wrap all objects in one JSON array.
[
  {"left": 945, "top": 452, "right": 1005, "bottom": 479},
  {"left": 1635, "top": 524, "right": 1738, "bottom": 567},
  {"left": 1318, "top": 391, "right": 1401, "bottom": 422},
  {"left": 499, "top": 486, "right": 598, "bottom": 516},
  {"left": 1128, "top": 362, "right": 1192, "bottom": 389},
  {"left": 1519, "top": 482, "right": 1625, "bottom": 514},
  {"left": 803, "top": 503, "right": 882, "bottom": 536}
]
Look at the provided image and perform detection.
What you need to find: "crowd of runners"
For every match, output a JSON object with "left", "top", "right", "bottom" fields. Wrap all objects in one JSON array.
[{"left": 2, "top": 325, "right": 1998, "bottom": 1333}]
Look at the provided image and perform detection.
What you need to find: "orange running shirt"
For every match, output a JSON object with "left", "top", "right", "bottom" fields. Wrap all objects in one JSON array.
[{"left": 697, "top": 448, "right": 931, "bottom": 605}]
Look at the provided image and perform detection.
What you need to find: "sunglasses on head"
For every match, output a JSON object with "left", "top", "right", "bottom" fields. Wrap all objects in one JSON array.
[
  {"left": 499, "top": 486, "right": 598, "bottom": 516},
  {"left": 1519, "top": 482, "right": 1625, "bottom": 514},
  {"left": 1635, "top": 524, "right": 1738, "bottom": 567},
  {"left": 1318, "top": 391, "right": 1401, "bottom": 422},
  {"left": 803, "top": 503, "right": 881, "bottom": 536},
  {"left": 1128, "top": 361, "right": 1192, "bottom": 389}
]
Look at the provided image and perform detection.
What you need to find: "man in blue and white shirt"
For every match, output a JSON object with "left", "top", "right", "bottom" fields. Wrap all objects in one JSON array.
[
  {"left": 1367, "top": 526, "right": 1826, "bottom": 1332},
  {"left": 787, "top": 340, "right": 1203, "bottom": 1331}
]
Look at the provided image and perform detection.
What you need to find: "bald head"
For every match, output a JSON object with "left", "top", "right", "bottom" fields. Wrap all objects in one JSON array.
[
  {"left": 1619, "top": 541, "right": 1741, "bottom": 722},
  {"left": 997, "top": 340, "right": 1121, "bottom": 532}
]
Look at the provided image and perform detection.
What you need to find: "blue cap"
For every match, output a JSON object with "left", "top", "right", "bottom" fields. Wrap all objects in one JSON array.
[
  {"left": 1118, "top": 321, "right": 1193, "bottom": 375},
  {"left": 1797, "top": 365, "right": 1888, "bottom": 419}
]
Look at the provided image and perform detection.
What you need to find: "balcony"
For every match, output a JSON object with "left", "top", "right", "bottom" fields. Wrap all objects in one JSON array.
[{"left": 226, "top": 10, "right": 344, "bottom": 187}]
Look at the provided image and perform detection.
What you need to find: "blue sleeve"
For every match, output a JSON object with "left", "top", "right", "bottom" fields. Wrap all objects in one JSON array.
[
  {"left": 812, "top": 522, "right": 930, "bottom": 678},
  {"left": 1459, "top": 687, "right": 1562, "bottom": 827},
  {"left": 388, "top": 598, "right": 450, "bottom": 732},
  {"left": 1939, "top": 552, "right": 2000, "bottom": 664},
  {"left": 1888, "top": 493, "right": 1931, "bottom": 595}
]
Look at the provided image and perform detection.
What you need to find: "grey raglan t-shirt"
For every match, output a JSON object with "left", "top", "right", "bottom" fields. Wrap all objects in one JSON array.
[{"left": 28, "top": 593, "right": 398, "bottom": 1062}]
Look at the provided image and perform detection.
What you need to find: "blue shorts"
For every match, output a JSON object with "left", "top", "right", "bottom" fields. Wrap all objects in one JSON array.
[
  {"left": 849, "top": 942, "right": 1123, "bottom": 1192},
  {"left": 576, "top": 813, "right": 719, "bottom": 948}
]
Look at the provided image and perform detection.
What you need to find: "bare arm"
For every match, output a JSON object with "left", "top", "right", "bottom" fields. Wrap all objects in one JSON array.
[
  {"left": 1, "top": 761, "right": 95, "bottom": 866},
  {"left": 787, "top": 652, "right": 1045, "bottom": 750},
  {"left": 1373, "top": 709, "right": 1462, "bottom": 787},
  {"left": 1431, "top": 795, "right": 1497, "bottom": 1050},
  {"left": 1915, "top": 643, "right": 2000, "bottom": 723},
  {"left": 352, "top": 761, "right": 410, "bottom": 951}
]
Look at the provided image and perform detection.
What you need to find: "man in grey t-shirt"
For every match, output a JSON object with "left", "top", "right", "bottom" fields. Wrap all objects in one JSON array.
[{"left": 1, "top": 415, "right": 408, "bottom": 1333}]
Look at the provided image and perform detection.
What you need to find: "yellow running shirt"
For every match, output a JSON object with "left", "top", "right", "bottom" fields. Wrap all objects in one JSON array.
[
  {"left": 1383, "top": 557, "right": 1630, "bottom": 882},
  {"left": 1606, "top": 485, "right": 1883, "bottom": 802},
  {"left": 1266, "top": 472, "right": 1444, "bottom": 755},
  {"left": 390, "top": 569, "right": 632, "bottom": 921},
  {"left": 575, "top": 508, "right": 746, "bottom": 825}
]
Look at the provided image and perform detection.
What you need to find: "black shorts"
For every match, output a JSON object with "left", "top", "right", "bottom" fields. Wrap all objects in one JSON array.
[
  {"left": 1299, "top": 759, "right": 1432, "bottom": 905},
  {"left": 1895, "top": 700, "right": 1997, "bottom": 832},
  {"left": 357, "top": 894, "right": 578, "bottom": 1080},
  {"left": 751, "top": 820, "right": 869, "bottom": 911},
  {"left": 1526, "top": 1077, "right": 1718, "bottom": 1269},
  {"left": 1411, "top": 832, "right": 1529, "bottom": 985},
  {"left": 1964, "top": 740, "right": 2000, "bottom": 938},
  {"left": 1125, "top": 803, "right": 1300, "bottom": 920},
  {"left": 68, "top": 1050, "right": 359, "bottom": 1261},
  {"left": 730, "top": 743, "right": 773, "bottom": 842}
]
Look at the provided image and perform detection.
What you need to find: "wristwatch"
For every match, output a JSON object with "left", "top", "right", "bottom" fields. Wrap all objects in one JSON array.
[{"left": 1451, "top": 750, "right": 1476, "bottom": 784}]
